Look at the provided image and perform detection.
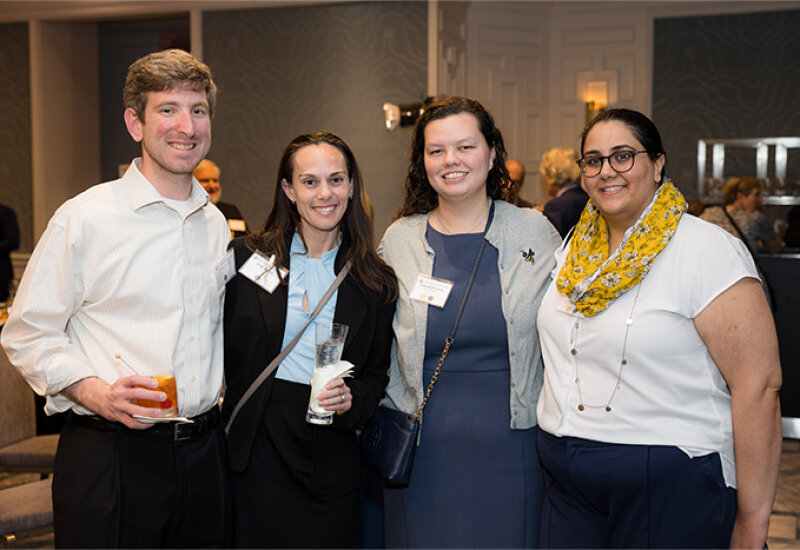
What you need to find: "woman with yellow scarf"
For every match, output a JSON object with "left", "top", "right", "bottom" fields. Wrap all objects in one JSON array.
[{"left": 535, "top": 109, "right": 782, "bottom": 548}]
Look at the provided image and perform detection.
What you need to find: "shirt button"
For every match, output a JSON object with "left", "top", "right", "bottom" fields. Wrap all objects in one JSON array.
[
  {"left": 510, "top": 351, "right": 516, "bottom": 357},
  {"left": 189, "top": 336, "right": 195, "bottom": 343},
  {"left": 191, "top": 376, "right": 197, "bottom": 382},
  {"left": 188, "top": 297, "right": 194, "bottom": 304},
  {"left": 187, "top": 257, "right": 192, "bottom": 264}
]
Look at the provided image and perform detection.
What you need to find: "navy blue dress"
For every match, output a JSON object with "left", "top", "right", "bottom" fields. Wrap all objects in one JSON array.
[{"left": 383, "top": 224, "right": 542, "bottom": 549}]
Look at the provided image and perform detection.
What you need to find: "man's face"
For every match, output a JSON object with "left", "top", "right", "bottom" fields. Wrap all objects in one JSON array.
[
  {"left": 194, "top": 161, "right": 221, "bottom": 204},
  {"left": 125, "top": 87, "right": 211, "bottom": 184},
  {"left": 507, "top": 161, "right": 525, "bottom": 189}
]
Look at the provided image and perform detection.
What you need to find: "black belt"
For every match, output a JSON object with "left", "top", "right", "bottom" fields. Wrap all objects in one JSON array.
[{"left": 68, "top": 407, "right": 219, "bottom": 442}]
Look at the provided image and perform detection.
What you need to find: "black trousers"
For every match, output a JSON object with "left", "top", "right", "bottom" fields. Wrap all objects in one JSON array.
[{"left": 53, "top": 411, "right": 230, "bottom": 549}]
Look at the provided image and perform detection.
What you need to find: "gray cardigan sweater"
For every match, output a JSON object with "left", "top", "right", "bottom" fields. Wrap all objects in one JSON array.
[{"left": 378, "top": 199, "right": 561, "bottom": 429}]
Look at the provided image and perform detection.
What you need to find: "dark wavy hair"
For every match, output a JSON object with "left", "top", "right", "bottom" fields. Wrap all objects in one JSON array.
[
  {"left": 580, "top": 108, "right": 667, "bottom": 184},
  {"left": 396, "top": 96, "right": 510, "bottom": 218},
  {"left": 246, "top": 131, "right": 397, "bottom": 300}
]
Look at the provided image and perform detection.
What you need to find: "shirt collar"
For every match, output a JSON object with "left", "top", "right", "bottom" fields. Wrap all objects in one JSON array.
[
  {"left": 290, "top": 231, "right": 340, "bottom": 264},
  {"left": 120, "top": 159, "right": 210, "bottom": 214}
]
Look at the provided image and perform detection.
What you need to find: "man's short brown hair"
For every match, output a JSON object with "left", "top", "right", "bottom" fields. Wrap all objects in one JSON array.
[{"left": 123, "top": 49, "right": 217, "bottom": 123}]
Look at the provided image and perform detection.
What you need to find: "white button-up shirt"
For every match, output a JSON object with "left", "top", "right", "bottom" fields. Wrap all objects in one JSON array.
[{"left": 1, "top": 160, "right": 230, "bottom": 418}]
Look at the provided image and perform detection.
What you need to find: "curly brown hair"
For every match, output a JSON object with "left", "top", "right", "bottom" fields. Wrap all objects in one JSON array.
[{"left": 395, "top": 96, "right": 509, "bottom": 219}]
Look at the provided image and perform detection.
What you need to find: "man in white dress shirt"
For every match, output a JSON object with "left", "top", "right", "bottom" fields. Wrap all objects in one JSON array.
[{"left": 1, "top": 49, "right": 232, "bottom": 548}]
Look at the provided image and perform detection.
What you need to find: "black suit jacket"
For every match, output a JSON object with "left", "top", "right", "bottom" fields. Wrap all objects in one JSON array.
[
  {"left": 543, "top": 184, "right": 590, "bottom": 238},
  {"left": 0, "top": 205, "right": 20, "bottom": 302},
  {"left": 215, "top": 201, "right": 249, "bottom": 238},
  {"left": 221, "top": 235, "right": 395, "bottom": 477}
]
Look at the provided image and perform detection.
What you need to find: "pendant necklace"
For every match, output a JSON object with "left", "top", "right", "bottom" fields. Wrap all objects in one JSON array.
[{"left": 573, "top": 282, "right": 643, "bottom": 413}]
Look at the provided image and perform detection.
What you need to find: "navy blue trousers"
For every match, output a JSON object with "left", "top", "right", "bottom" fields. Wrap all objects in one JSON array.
[{"left": 537, "top": 430, "right": 736, "bottom": 548}]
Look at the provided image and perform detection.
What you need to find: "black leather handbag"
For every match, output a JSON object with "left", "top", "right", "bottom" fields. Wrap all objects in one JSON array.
[{"left": 359, "top": 405, "right": 420, "bottom": 485}]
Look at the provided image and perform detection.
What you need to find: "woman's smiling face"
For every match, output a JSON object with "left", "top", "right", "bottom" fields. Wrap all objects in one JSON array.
[
  {"left": 581, "top": 120, "right": 664, "bottom": 231},
  {"left": 281, "top": 143, "right": 352, "bottom": 243},
  {"left": 423, "top": 112, "right": 496, "bottom": 205}
]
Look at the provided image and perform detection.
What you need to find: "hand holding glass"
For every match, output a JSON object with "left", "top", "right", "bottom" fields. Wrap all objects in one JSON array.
[
  {"left": 306, "top": 323, "right": 349, "bottom": 425},
  {"left": 135, "top": 373, "right": 179, "bottom": 417}
]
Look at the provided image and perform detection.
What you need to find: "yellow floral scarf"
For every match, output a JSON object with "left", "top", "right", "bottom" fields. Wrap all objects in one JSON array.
[{"left": 556, "top": 180, "right": 687, "bottom": 316}]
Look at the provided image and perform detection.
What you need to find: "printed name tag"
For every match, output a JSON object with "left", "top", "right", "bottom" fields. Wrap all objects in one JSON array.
[
  {"left": 228, "top": 219, "right": 246, "bottom": 232},
  {"left": 410, "top": 274, "right": 454, "bottom": 308},
  {"left": 215, "top": 249, "right": 236, "bottom": 289},
  {"left": 239, "top": 251, "right": 287, "bottom": 293}
]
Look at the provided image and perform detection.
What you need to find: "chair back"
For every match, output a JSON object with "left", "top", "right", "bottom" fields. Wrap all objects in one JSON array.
[{"left": 0, "top": 350, "right": 36, "bottom": 448}]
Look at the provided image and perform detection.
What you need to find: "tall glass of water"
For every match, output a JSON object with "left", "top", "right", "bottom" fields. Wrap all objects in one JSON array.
[{"left": 306, "top": 322, "right": 349, "bottom": 425}]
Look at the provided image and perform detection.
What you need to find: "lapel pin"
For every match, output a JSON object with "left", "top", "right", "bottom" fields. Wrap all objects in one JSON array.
[{"left": 522, "top": 248, "right": 535, "bottom": 263}]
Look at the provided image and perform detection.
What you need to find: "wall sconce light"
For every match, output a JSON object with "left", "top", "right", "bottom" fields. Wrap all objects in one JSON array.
[
  {"left": 383, "top": 97, "right": 434, "bottom": 131},
  {"left": 584, "top": 81, "right": 608, "bottom": 125}
]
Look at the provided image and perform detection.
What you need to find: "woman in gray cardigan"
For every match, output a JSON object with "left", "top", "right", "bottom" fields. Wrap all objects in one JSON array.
[{"left": 378, "top": 96, "right": 560, "bottom": 548}]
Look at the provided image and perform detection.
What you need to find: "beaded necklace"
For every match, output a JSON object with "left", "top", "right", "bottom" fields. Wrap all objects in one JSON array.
[{"left": 573, "top": 281, "right": 643, "bottom": 412}]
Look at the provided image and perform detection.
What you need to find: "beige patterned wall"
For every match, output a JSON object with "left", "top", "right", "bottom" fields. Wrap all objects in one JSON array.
[
  {"left": 0, "top": 23, "right": 32, "bottom": 252},
  {"left": 202, "top": 2, "right": 427, "bottom": 239}
]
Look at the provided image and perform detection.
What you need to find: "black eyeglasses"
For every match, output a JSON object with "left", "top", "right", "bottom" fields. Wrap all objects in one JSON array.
[{"left": 576, "top": 150, "right": 648, "bottom": 177}]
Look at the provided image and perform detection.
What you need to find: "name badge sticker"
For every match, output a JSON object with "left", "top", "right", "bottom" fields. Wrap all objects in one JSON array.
[
  {"left": 410, "top": 274, "right": 454, "bottom": 308},
  {"left": 215, "top": 249, "right": 236, "bottom": 289},
  {"left": 239, "top": 252, "right": 285, "bottom": 293}
]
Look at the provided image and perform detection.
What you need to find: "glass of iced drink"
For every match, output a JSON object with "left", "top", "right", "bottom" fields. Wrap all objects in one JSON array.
[
  {"left": 136, "top": 372, "right": 178, "bottom": 418},
  {"left": 306, "top": 323, "right": 349, "bottom": 425}
]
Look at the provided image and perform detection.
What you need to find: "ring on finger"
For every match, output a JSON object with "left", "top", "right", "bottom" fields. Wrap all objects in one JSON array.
[{"left": 341, "top": 393, "right": 346, "bottom": 402}]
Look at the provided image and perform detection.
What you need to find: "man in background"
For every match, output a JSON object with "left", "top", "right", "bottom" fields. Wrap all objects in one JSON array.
[
  {"left": 0, "top": 204, "right": 19, "bottom": 302},
  {"left": 503, "top": 158, "right": 533, "bottom": 208},
  {"left": 2, "top": 49, "right": 231, "bottom": 548},
  {"left": 194, "top": 158, "right": 249, "bottom": 237}
]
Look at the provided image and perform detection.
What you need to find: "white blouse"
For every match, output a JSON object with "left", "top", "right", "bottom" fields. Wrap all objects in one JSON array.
[{"left": 536, "top": 214, "right": 758, "bottom": 488}]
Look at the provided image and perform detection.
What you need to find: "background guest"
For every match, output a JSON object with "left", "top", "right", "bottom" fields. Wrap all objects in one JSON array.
[
  {"left": 379, "top": 96, "right": 560, "bottom": 548},
  {"left": 701, "top": 176, "right": 782, "bottom": 253},
  {"left": 0, "top": 203, "right": 19, "bottom": 303},
  {"left": 540, "top": 146, "right": 589, "bottom": 237},
  {"left": 536, "top": 108, "right": 782, "bottom": 548},
  {"left": 503, "top": 157, "right": 533, "bottom": 207},
  {"left": 194, "top": 158, "right": 249, "bottom": 237}
]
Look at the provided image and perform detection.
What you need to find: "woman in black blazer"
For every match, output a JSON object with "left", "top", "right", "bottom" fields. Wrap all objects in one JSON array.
[{"left": 221, "top": 132, "right": 397, "bottom": 548}]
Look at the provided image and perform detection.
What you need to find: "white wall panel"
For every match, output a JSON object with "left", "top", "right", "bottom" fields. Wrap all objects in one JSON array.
[{"left": 465, "top": 2, "right": 548, "bottom": 205}]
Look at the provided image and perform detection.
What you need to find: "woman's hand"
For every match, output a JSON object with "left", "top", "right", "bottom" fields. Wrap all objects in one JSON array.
[{"left": 317, "top": 377, "right": 352, "bottom": 414}]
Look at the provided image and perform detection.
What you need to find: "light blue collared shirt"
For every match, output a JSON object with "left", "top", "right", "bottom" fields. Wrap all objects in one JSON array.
[{"left": 275, "top": 232, "right": 340, "bottom": 384}]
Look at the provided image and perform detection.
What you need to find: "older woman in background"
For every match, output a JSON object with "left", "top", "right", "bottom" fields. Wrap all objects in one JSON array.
[
  {"left": 540, "top": 147, "right": 589, "bottom": 237},
  {"left": 379, "top": 96, "right": 560, "bottom": 548},
  {"left": 536, "top": 108, "right": 781, "bottom": 548}
]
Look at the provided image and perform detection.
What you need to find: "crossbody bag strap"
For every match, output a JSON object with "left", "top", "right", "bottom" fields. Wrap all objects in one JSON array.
[
  {"left": 414, "top": 201, "right": 494, "bottom": 420},
  {"left": 224, "top": 259, "right": 352, "bottom": 436}
]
